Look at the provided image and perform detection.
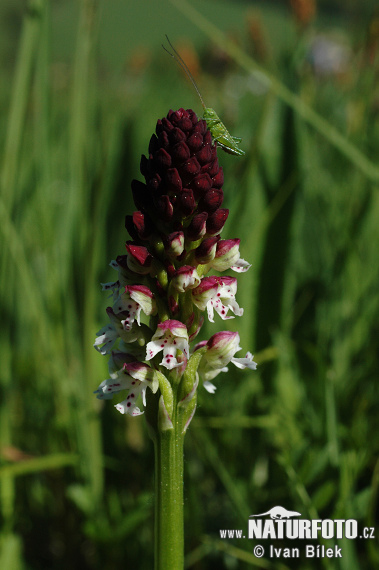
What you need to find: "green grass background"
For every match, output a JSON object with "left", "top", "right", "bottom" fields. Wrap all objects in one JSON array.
[{"left": 0, "top": 0, "right": 378, "bottom": 568}]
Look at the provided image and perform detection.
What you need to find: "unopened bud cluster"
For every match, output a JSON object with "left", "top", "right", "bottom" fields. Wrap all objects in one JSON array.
[{"left": 94, "top": 109, "right": 256, "bottom": 429}]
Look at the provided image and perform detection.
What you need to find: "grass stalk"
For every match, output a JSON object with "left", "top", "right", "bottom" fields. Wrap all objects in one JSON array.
[
  {"left": 67, "top": 0, "right": 104, "bottom": 506},
  {"left": 1, "top": 0, "right": 45, "bottom": 197},
  {"left": 0, "top": 0, "right": 46, "bottom": 528}
]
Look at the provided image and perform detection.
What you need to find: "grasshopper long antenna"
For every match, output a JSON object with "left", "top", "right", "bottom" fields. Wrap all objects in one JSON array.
[{"left": 162, "top": 34, "right": 206, "bottom": 110}]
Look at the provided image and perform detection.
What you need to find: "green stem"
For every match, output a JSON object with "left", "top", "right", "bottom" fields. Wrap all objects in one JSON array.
[{"left": 153, "top": 388, "right": 185, "bottom": 570}]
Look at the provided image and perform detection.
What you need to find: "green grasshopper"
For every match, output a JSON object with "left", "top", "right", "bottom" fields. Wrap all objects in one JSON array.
[{"left": 163, "top": 36, "right": 245, "bottom": 157}]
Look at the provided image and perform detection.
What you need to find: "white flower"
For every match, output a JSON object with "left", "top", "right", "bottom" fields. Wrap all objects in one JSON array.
[
  {"left": 146, "top": 320, "right": 189, "bottom": 370},
  {"left": 93, "top": 323, "right": 119, "bottom": 355},
  {"left": 100, "top": 260, "right": 123, "bottom": 301},
  {"left": 208, "top": 239, "right": 251, "bottom": 273},
  {"left": 192, "top": 276, "right": 243, "bottom": 322},
  {"left": 94, "top": 362, "right": 159, "bottom": 416},
  {"left": 196, "top": 332, "right": 257, "bottom": 391},
  {"left": 112, "top": 285, "right": 156, "bottom": 331},
  {"left": 93, "top": 307, "right": 141, "bottom": 354},
  {"left": 230, "top": 258, "right": 251, "bottom": 273},
  {"left": 231, "top": 351, "right": 257, "bottom": 370}
]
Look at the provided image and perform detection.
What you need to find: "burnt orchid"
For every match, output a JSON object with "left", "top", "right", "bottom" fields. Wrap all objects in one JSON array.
[{"left": 94, "top": 108, "right": 256, "bottom": 568}]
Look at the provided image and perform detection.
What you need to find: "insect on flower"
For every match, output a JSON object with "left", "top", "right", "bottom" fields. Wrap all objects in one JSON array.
[{"left": 162, "top": 35, "right": 245, "bottom": 157}]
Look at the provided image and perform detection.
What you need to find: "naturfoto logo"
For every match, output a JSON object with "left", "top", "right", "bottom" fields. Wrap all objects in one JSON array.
[{"left": 248, "top": 506, "right": 358, "bottom": 540}]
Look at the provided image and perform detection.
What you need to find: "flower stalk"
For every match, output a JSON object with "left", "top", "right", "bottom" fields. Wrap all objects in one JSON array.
[
  {"left": 147, "top": 385, "right": 186, "bottom": 570},
  {"left": 93, "top": 108, "right": 256, "bottom": 565}
]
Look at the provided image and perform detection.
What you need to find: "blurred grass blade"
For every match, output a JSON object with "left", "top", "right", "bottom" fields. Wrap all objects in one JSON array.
[
  {"left": 1, "top": 0, "right": 45, "bottom": 196},
  {"left": 0, "top": 533, "right": 24, "bottom": 570},
  {"left": 255, "top": 100, "right": 300, "bottom": 353},
  {"left": 0, "top": 0, "right": 46, "bottom": 532},
  {"left": 191, "top": 428, "right": 250, "bottom": 521},
  {"left": 0, "top": 453, "right": 79, "bottom": 478},
  {"left": 67, "top": 0, "right": 104, "bottom": 507}
]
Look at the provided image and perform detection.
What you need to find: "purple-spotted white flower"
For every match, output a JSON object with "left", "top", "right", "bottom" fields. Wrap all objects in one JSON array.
[
  {"left": 146, "top": 320, "right": 190, "bottom": 370},
  {"left": 113, "top": 285, "right": 157, "bottom": 330},
  {"left": 101, "top": 260, "right": 122, "bottom": 300},
  {"left": 94, "top": 362, "right": 159, "bottom": 416},
  {"left": 94, "top": 307, "right": 142, "bottom": 354},
  {"left": 195, "top": 331, "right": 257, "bottom": 392},
  {"left": 192, "top": 276, "right": 243, "bottom": 322}
]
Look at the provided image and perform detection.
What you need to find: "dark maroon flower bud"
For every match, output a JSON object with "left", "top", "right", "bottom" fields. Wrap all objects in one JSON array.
[
  {"left": 131, "top": 179, "right": 150, "bottom": 211},
  {"left": 169, "top": 127, "right": 187, "bottom": 145},
  {"left": 204, "top": 130, "right": 212, "bottom": 144},
  {"left": 158, "top": 130, "right": 169, "bottom": 148},
  {"left": 212, "top": 168, "right": 224, "bottom": 188},
  {"left": 140, "top": 154, "right": 150, "bottom": 177},
  {"left": 147, "top": 174, "right": 162, "bottom": 193},
  {"left": 148, "top": 134, "right": 159, "bottom": 154},
  {"left": 126, "top": 211, "right": 153, "bottom": 240},
  {"left": 199, "top": 188, "right": 224, "bottom": 213},
  {"left": 172, "top": 141, "right": 191, "bottom": 162},
  {"left": 193, "top": 120, "right": 207, "bottom": 135},
  {"left": 195, "top": 236, "right": 219, "bottom": 264},
  {"left": 133, "top": 211, "right": 146, "bottom": 234},
  {"left": 125, "top": 244, "right": 152, "bottom": 274},
  {"left": 191, "top": 173, "right": 212, "bottom": 199},
  {"left": 169, "top": 109, "right": 193, "bottom": 131},
  {"left": 206, "top": 208, "right": 229, "bottom": 235},
  {"left": 186, "top": 212, "right": 208, "bottom": 240},
  {"left": 202, "top": 158, "right": 219, "bottom": 178},
  {"left": 210, "top": 144, "right": 218, "bottom": 161},
  {"left": 156, "top": 116, "right": 174, "bottom": 134},
  {"left": 195, "top": 143, "right": 213, "bottom": 165},
  {"left": 179, "top": 189, "right": 196, "bottom": 216},
  {"left": 156, "top": 195, "right": 174, "bottom": 222},
  {"left": 154, "top": 147, "right": 172, "bottom": 169},
  {"left": 166, "top": 168, "right": 182, "bottom": 193},
  {"left": 187, "top": 132, "right": 203, "bottom": 152},
  {"left": 182, "top": 157, "right": 201, "bottom": 178},
  {"left": 187, "top": 109, "right": 198, "bottom": 125},
  {"left": 125, "top": 215, "right": 139, "bottom": 241}
]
